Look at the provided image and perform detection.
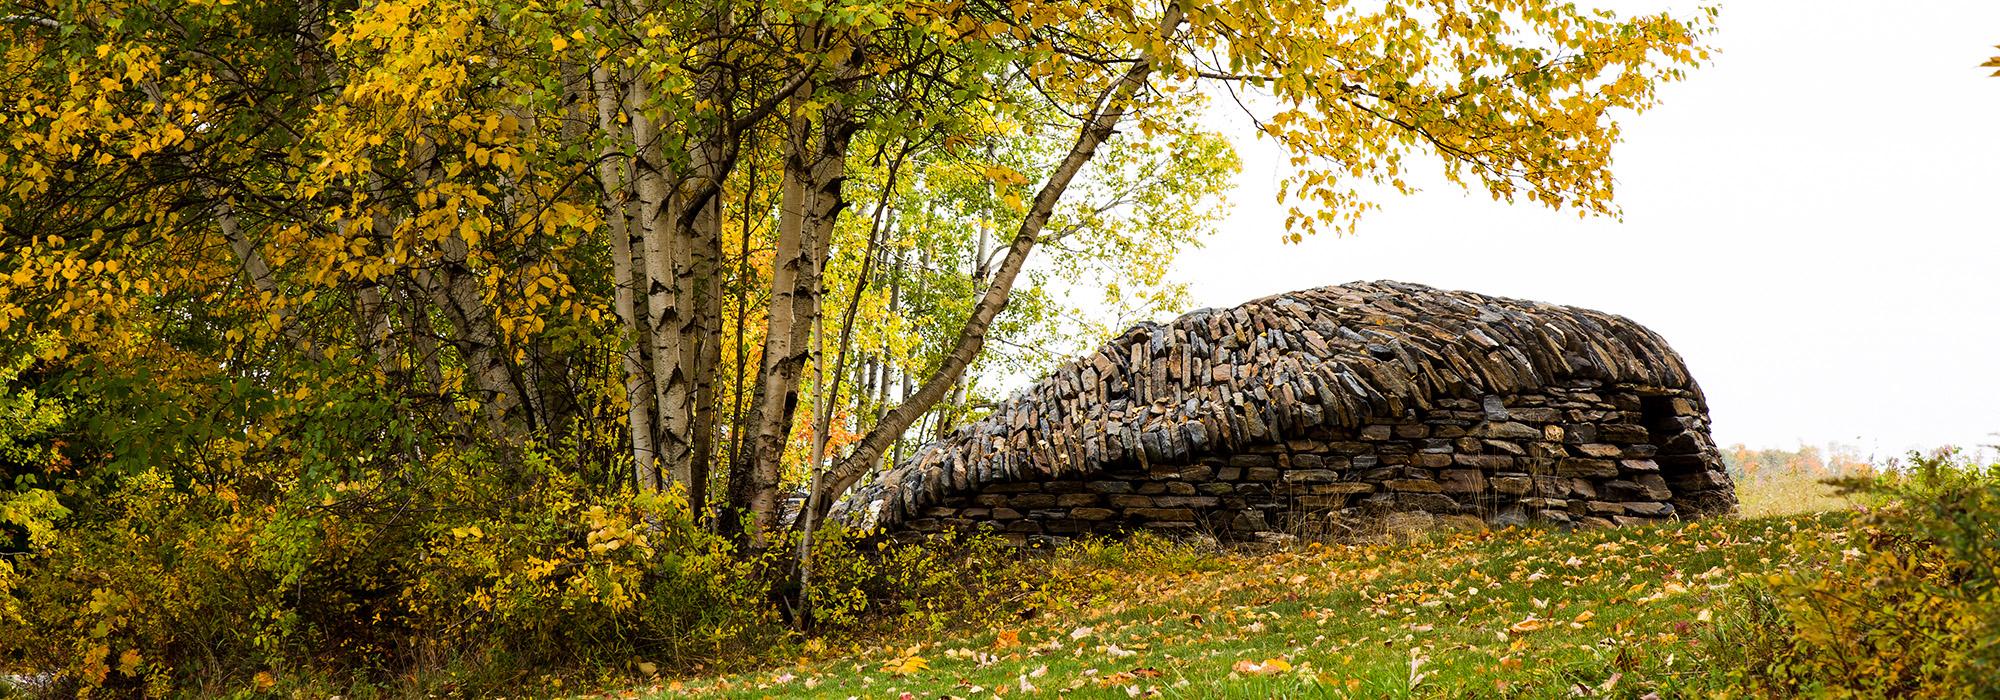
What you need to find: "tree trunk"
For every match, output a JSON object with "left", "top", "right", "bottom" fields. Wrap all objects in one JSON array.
[
  {"left": 687, "top": 174, "right": 724, "bottom": 516},
  {"left": 793, "top": 173, "right": 898, "bottom": 625},
  {"left": 593, "top": 65, "right": 660, "bottom": 490},
  {"left": 809, "top": 4, "right": 1184, "bottom": 521},
  {"left": 627, "top": 71, "right": 695, "bottom": 492},
  {"left": 735, "top": 66, "right": 860, "bottom": 545}
]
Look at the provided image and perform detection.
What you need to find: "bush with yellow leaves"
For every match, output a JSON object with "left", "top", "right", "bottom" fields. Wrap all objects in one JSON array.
[
  {"left": 1719, "top": 449, "right": 2000, "bottom": 698},
  {"left": 802, "top": 526, "right": 1036, "bottom": 635},
  {"left": 0, "top": 424, "right": 782, "bottom": 697}
]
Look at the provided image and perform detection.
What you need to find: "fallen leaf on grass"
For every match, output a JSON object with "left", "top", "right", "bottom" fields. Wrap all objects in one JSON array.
[
  {"left": 991, "top": 630, "right": 1022, "bottom": 650},
  {"left": 880, "top": 655, "right": 928, "bottom": 676},
  {"left": 1509, "top": 618, "right": 1546, "bottom": 634},
  {"left": 1599, "top": 672, "right": 1622, "bottom": 692},
  {"left": 1233, "top": 658, "right": 1293, "bottom": 675}
]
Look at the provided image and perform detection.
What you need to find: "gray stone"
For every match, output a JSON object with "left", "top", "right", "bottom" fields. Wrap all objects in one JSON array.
[
  {"left": 1413, "top": 453, "right": 1456, "bottom": 468},
  {"left": 1557, "top": 458, "right": 1620, "bottom": 479},
  {"left": 1619, "top": 459, "right": 1661, "bottom": 473},
  {"left": 1669, "top": 470, "right": 1732, "bottom": 491},
  {"left": 1010, "top": 494, "right": 1059, "bottom": 508},
  {"left": 1283, "top": 469, "right": 1341, "bottom": 483},
  {"left": 1491, "top": 475, "right": 1534, "bottom": 496},
  {"left": 1634, "top": 474, "right": 1673, "bottom": 500},
  {"left": 1570, "top": 479, "right": 1598, "bottom": 499},
  {"left": 1508, "top": 407, "right": 1563, "bottom": 423},
  {"left": 1534, "top": 509, "right": 1573, "bottom": 524},
  {"left": 1108, "top": 494, "right": 1154, "bottom": 508},
  {"left": 1230, "top": 454, "right": 1277, "bottom": 468},
  {"left": 1455, "top": 454, "right": 1517, "bottom": 469},
  {"left": 1046, "top": 480, "right": 1090, "bottom": 493},
  {"left": 1575, "top": 443, "right": 1625, "bottom": 458},
  {"left": 1472, "top": 421, "right": 1542, "bottom": 439},
  {"left": 1439, "top": 469, "right": 1487, "bottom": 494},
  {"left": 1384, "top": 478, "right": 1444, "bottom": 493},
  {"left": 1087, "top": 480, "right": 1134, "bottom": 494},
  {"left": 1230, "top": 510, "right": 1271, "bottom": 532},
  {"left": 1622, "top": 501, "right": 1674, "bottom": 517}
]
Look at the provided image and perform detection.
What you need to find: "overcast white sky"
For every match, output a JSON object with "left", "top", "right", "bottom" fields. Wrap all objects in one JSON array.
[{"left": 1174, "top": 1, "right": 2000, "bottom": 456}]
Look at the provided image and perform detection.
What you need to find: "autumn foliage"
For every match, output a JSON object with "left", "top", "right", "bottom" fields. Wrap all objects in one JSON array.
[
  {"left": 0, "top": 0, "right": 1719, "bottom": 693},
  {"left": 1718, "top": 450, "right": 2000, "bottom": 697}
]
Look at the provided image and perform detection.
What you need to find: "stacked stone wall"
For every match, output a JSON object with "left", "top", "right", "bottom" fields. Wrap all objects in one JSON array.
[
  {"left": 835, "top": 281, "right": 1740, "bottom": 542},
  {"left": 897, "top": 379, "right": 1733, "bottom": 545}
]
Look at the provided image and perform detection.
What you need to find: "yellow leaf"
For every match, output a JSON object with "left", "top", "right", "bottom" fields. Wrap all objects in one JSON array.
[
  {"left": 1233, "top": 658, "right": 1291, "bottom": 675},
  {"left": 117, "top": 649, "right": 143, "bottom": 675},
  {"left": 1509, "top": 618, "right": 1546, "bottom": 633},
  {"left": 881, "top": 655, "right": 929, "bottom": 676}
]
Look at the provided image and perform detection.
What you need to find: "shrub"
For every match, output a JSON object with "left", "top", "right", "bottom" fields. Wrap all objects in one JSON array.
[
  {"left": 803, "top": 526, "right": 1056, "bottom": 636},
  {"left": 1717, "top": 449, "right": 2000, "bottom": 698},
  {"left": 0, "top": 433, "right": 785, "bottom": 697}
]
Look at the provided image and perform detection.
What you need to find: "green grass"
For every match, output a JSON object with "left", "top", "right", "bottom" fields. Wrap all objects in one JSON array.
[{"left": 658, "top": 507, "right": 1856, "bottom": 699}]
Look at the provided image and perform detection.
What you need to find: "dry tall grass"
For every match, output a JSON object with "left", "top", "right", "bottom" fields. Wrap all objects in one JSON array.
[{"left": 1724, "top": 443, "right": 1874, "bottom": 518}]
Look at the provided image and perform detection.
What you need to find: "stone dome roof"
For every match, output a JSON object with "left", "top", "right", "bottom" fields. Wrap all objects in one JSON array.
[{"left": 835, "top": 280, "right": 1704, "bottom": 531}]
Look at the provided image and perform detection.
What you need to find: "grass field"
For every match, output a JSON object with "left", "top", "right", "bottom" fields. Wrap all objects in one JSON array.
[{"left": 657, "top": 488, "right": 1857, "bottom": 699}]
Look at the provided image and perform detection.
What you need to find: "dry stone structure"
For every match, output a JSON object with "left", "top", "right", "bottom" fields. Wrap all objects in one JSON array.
[{"left": 834, "top": 281, "right": 1737, "bottom": 544}]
